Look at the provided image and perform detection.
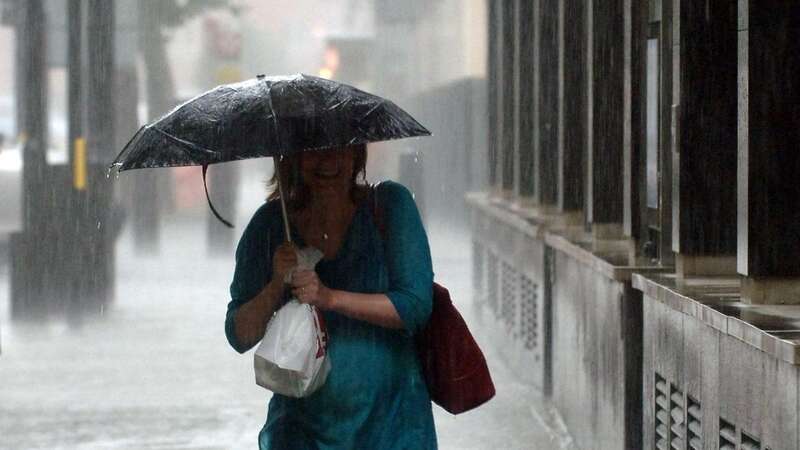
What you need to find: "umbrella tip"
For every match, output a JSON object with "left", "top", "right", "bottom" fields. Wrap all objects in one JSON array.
[{"left": 106, "top": 163, "right": 121, "bottom": 179}]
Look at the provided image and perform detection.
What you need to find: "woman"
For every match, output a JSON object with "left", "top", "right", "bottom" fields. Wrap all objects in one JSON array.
[{"left": 225, "top": 144, "right": 437, "bottom": 449}]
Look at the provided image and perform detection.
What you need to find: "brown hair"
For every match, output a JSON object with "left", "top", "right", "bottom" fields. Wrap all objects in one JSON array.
[{"left": 267, "top": 144, "right": 369, "bottom": 210}]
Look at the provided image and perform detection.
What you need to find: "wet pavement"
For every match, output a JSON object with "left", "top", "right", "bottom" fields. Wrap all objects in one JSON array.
[{"left": 0, "top": 212, "right": 572, "bottom": 450}]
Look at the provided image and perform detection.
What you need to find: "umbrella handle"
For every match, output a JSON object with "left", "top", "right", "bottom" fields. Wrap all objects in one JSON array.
[{"left": 275, "top": 162, "right": 293, "bottom": 243}]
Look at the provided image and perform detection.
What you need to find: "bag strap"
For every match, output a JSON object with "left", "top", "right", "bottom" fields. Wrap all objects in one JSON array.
[
  {"left": 202, "top": 164, "right": 234, "bottom": 228},
  {"left": 370, "top": 182, "right": 387, "bottom": 241}
]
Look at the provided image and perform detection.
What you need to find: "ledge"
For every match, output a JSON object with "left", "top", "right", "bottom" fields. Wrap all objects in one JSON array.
[
  {"left": 544, "top": 232, "right": 668, "bottom": 282},
  {"left": 632, "top": 273, "right": 800, "bottom": 366},
  {"left": 465, "top": 191, "right": 548, "bottom": 239},
  {"left": 466, "top": 191, "right": 669, "bottom": 283}
]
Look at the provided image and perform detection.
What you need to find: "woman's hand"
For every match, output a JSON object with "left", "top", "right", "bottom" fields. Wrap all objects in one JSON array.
[
  {"left": 291, "top": 269, "right": 335, "bottom": 310},
  {"left": 272, "top": 242, "right": 298, "bottom": 284},
  {"left": 291, "top": 270, "right": 404, "bottom": 329}
]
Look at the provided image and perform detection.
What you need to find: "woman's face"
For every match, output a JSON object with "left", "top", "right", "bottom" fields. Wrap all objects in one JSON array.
[{"left": 299, "top": 146, "right": 355, "bottom": 196}]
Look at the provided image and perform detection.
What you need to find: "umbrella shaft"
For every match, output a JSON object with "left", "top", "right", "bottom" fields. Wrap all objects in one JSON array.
[{"left": 276, "top": 166, "right": 292, "bottom": 243}]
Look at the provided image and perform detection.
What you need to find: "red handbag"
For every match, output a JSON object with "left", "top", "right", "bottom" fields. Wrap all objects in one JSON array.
[
  {"left": 416, "top": 282, "right": 496, "bottom": 414},
  {"left": 371, "top": 187, "right": 496, "bottom": 414}
]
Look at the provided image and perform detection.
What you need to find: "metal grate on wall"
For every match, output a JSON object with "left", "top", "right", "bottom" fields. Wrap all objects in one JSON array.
[
  {"left": 655, "top": 373, "right": 669, "bottom": 450},
  {"left": 519, "top": 274, "right": 539, "bottom": 352},
  {"left": 717, "top": 419, "right": 769, "bottom": 450},
  {"left": 653, "top": 374, "right": 774, "bottom": 450},
  {"left": 500, "top": 261, "right": 519, "bottom": 333},
  {"left": 719, "top": 418, "right": 736, "bottom": 450},
  {"left": 670, "top": 384, "right": 686, "bottom": 450},
  {"left": 740, "top": 431, "right": 761, "bottom": 450},
  {"left": 487, "top": 252, "right": 499, "bottom": 316},
  {"left": 686, "top": 396, "right": 701, "bottom": 450}
]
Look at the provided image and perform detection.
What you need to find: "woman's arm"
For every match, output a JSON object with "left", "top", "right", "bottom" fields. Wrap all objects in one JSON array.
[
  {"left": 375, "top": 182, "right": 434, "bottom": 334},
  {"left": 290, "top": 270, "right": 403, "bottom": 329},
  {"left": 226, "top": 205, "right": 297, "bottom": 353},
  {"left": 328, "top": 291, "right": 404, "bottom": 329},
  {"left": 232, "top": 278, "right": 286, "bottom": 349}
]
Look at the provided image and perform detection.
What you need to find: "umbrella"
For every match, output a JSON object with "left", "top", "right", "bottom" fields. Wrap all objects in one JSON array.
[{"left": 110, "top": 73, "right": 431, "bottom": 234}]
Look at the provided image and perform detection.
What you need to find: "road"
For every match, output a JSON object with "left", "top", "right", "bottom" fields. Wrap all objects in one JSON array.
[{"left": 0, "top": 210, "right": 572, "bottom": 449}]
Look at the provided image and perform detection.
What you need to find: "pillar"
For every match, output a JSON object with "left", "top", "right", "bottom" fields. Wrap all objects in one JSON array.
[
  {"left": 536, "top": 0, "right": 559, "bottom": 210},
  {"left": 586, "top": 0, "right": 625, "bottom": 238},
  {"left": 557, "top": 0, "right": 586, "bottom": 216},
  {"left": 671, "top": 0, "right": 738, "bottom": 277},
  {"left": 738, "top": 0, "right": 800, "bottom": 303}
]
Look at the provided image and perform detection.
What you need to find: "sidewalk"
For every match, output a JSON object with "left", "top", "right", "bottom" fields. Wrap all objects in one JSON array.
[{"left": 0, "top": 213, "right": 571, "bottom": 450}]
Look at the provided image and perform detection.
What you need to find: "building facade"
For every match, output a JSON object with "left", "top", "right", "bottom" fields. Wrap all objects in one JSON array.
[{"left": 470, "top": 1, "right": 800, "bottom": 448}]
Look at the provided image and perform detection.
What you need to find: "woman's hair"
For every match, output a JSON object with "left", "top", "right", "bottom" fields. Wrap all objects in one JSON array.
[{"left": 267, "top": 144, "right": 368, "bottom": 210}]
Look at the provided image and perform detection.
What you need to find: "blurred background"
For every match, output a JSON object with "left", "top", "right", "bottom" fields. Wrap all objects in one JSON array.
[
  {"left": 8, "top": 1, "right": 793, "bottom": 448},
  {"left": 0, "top": 0, "right": 488, "bottom": 265},
  {"left": 0, "top": 1, "right": 557, "bottom": 449}
]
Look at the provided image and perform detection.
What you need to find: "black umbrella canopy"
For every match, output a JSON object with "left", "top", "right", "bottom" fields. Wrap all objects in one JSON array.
[{"left": 110, "top": 74, "right": 431, "bottom": 172}]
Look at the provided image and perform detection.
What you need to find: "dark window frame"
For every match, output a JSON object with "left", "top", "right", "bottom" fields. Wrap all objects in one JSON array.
[{"left": 638, "top": 17, "right": 667, "bottom": 261}]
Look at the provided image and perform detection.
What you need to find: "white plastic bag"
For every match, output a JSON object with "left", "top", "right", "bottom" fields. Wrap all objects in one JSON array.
[{"left": 254, "top": 247, "right": 330, "bottom": 397}]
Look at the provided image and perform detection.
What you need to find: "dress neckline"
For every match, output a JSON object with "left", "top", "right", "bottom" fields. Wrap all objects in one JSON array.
[{"left": 288, "top": 198, "right": 367, "bottom": 264}]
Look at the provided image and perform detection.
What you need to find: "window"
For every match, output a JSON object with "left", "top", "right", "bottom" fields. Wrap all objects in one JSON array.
[{"left": 646, "top": 38, "right": 659, "bottom": 210}]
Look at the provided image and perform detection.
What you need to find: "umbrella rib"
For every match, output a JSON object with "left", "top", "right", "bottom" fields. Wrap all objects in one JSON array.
[
  {"left": 150, "top": 126, "right": 220, "bottom": 161},
  {"left": 265, "top": 82, "right": 282, "bottom": 151},
  {"left": 359, "top": 100, "right": 385, "bottom": 120},
  {"left": 110, "top": 125, "right": 147, "bottom": 170}
]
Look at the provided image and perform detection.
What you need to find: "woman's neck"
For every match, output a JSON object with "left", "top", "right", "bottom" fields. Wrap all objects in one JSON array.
[
  {"left": 308, "top": 187, "right": 352, "bottom": 211},
  {"left": 296, "top": 187, "right": 358, "bottom": 251}
]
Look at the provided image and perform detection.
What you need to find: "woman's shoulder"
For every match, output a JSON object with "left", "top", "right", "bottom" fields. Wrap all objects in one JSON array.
[
  {"left": 242, "top": 199, "right": 283, "bottom": 235},
  {"left": 373, "top": 179, "right": 415, "bottom": 204},
  {"left": 254, "top": 199, "right": 283, "bottom": 220}
]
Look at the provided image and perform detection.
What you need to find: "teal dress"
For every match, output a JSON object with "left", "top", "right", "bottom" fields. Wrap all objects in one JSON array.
[{"left": 225, "top": 181, "right": 437, "bottom": 450}]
